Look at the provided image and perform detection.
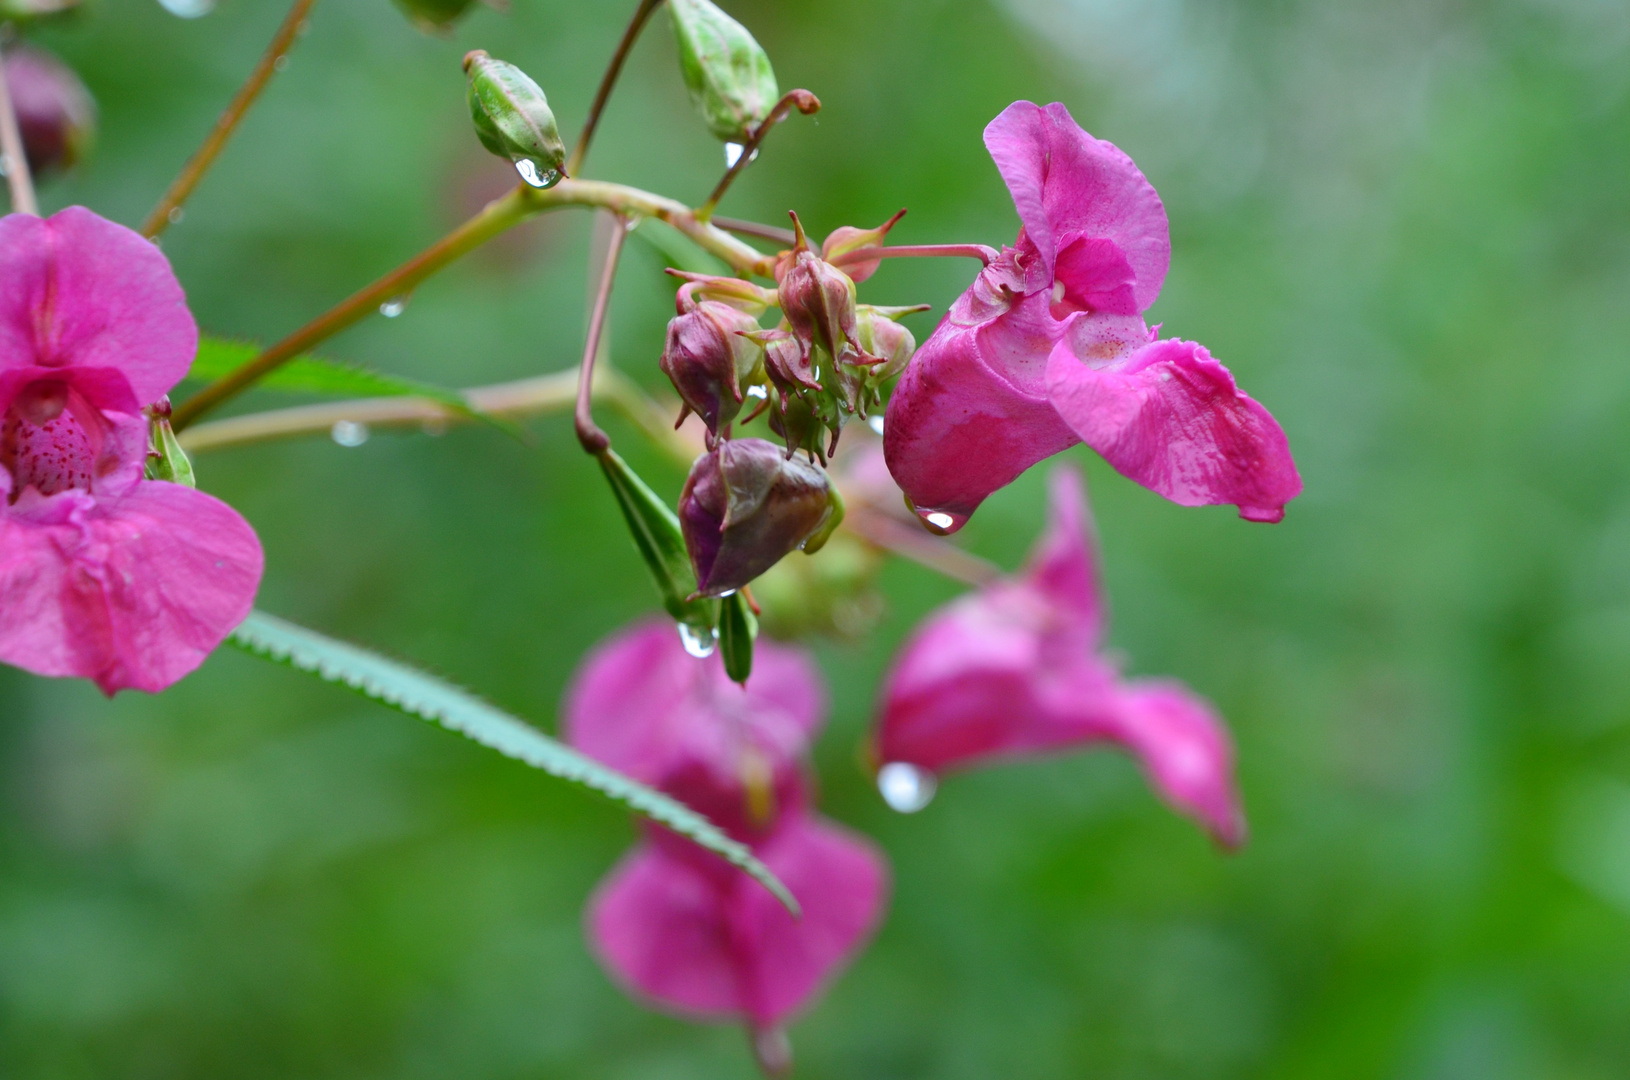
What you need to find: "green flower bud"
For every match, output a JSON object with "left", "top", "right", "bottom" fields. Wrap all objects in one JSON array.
[
  {"left": 669, "top": 0, "right": 778, "bottom": 144},
  {"left": 463, "top": 50, "right": 566, "bottom": 189},
  {"left": 392, "top": 0, "right": 478, "bottom": 32},
  {"left": 145, "top": 400, "right": 195, "bottom": 488},
  {"left": 1, "top": 0, "right": 81, "bottom": 21}
]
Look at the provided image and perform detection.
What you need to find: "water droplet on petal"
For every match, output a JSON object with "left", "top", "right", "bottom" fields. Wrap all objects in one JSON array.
[
  {"left": 878, "top": 762, "right": 937, "bottom": 813},
  {"left": 514, "top": 159, "right": 561, "bottom": 189},
  {"left": 678, "top": 622, "right": 718, "bottom": 658},
  {"left": 158, "top": 0, "right": 214, "bottom": 17},
  {"left": 868, "top": 414, "right": 885, "bottom": 435},
  {"left": 330, "top": 420, "right": 370, "bottom": 447},
  {"left": 916, "top": 508, "right": 964, "bottom": 535},
  {"left": 379, "top": 297, "right": 408, "bottom": 318}
]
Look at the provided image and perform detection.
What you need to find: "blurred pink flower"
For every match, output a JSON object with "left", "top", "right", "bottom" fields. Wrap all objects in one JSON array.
[
  {"left": 565, "top": 621, "right": 888, "bottom": 1047},
  {"left": 884, "top": 100, "right": 1300, "bottom": 532},
  {"left": 874, "top": 466, "right": 1246, "bottom": 847},
  {"left": 0, "top": 208, "right": 263, "bottom": 695}
]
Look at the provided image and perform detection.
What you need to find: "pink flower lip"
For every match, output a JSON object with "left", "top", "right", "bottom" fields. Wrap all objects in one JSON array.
[{"left": 0, "top": 208, "right": 263, "bottom": 695}]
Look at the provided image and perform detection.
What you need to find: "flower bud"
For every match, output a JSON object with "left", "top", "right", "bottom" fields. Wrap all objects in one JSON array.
[
  {"left": 0, "top": 0, "right": 80, "bottom": 20},
  {"left": 679, "top": 438, "right": 842, "bottom": 598},
  {"left": 668, "top": 269, "right": 773, "bottom": 317},
  {"left": 463, "top": 50, "right": 566, "bottom": 189},
  {"left": 669, "top": 0, "right": 778, "bottom": 143},
  {"left": 856, "top": 304, "right": 926, "bottom": 384},
  {"left": 144, "top": 399, "right": 195, "bottom": 488},
  {"left": 2, "top": 44, "right": 95, "bottom": 176},
  {"left": 821, "top": 209, "right": 906, "bottom": 284},
  {"left": 660, "top": 300, "right": 764, "bottom": 434},
  {"left": 777, "top": 218, "right": 864, "bottom": 367}
]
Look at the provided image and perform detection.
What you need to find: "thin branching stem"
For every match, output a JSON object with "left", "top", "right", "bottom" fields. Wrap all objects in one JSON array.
[
  {"left": 575, "top": 213, "right": 629, "bottom": 454},
  {"left": 170, "top": 178, "right": 775, "bottom": 432},
  {"left": 713, "top": 215, "right": 796, "bottom": 246},
  {"left": 696, "top": 89, "right": 820, "bottom": 221},
  {"left": 0, "top": 39, "right": 39, "bottom": 216},
  {"left": 833, "top": 243, "right": 1000, "bottom": 268},
  {"left": 141, "top": 0, "right": 318, "bottom": 239},
  {"left": 566, "top": 0, "right": 662, "bottom": 179}
]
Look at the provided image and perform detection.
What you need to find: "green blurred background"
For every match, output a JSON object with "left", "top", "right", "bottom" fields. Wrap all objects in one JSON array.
[{"left": 3, "top": 0, "right": 1629, "bottom": 1075}]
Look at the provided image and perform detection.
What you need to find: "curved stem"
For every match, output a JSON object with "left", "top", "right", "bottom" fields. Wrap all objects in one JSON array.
[
  {"left": 566, "top": 0, "right": 662, "bottom": 179},
  {"left": 696, "top": 89, "right": 820, "bottom": 221},
  {"left": 0, "top": 40, "right": 38, "bottom": 216},
  {"left": 171, "top": 177, "right": 775, "bottom": 432},
  {"left": 712, "top": 215, "right": 795, "bottom": 246},
  {"left": 142, "top": 0, "right": 318, "bottom": 239},
  {"left": 832, "top": 243, "right": 999, "bottom": 268},
  {"left": 575, "top": 214, "right": 628, "bottom": 453}
]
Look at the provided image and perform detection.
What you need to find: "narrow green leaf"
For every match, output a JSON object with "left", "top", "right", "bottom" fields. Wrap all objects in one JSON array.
[
  {"left": 229, "top": 609, "right": 797, "bottom": 915},
  {"left": 597, "top": 448, "right": 718, "bottom": 639},
  {"left": 189, "top": 336, "right": 478, "bottom": 413}
]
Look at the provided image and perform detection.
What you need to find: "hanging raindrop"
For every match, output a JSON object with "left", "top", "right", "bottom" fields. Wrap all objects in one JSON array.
[
  {"left": 379, "top": 297, "right": 408, "bottom": 318},
  {"left": 877, "top": 762, "right": 937, "bottom": 813},
  {"left": 678, "top": 622, "right": 718, "bottom": 658},
  {"left": 157, "top": 0, "right": 215, "bottom": 17},
  {"left": 514, "top": 159, "right": 561, "bottom": 189},
  {"left": 330, "top": 420, "right": 370, "bottom": 448}
]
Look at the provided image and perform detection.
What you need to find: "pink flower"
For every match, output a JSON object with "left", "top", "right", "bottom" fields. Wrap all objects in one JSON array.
[
  {"left": 883, "top": 101, "right": 1300, "bottom": 532},
  {"left": 565, "top": 622, "right": 888, "bottom": 1049},
  {"left": 874, "top": 466, "right": 1246, "bottom": 846},
  {"left": 0, "top": 208, "right": 263, "bottom": 695}
]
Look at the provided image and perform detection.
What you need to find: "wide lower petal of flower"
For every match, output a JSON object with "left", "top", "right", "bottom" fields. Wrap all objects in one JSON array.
[
  {"left": 1102, "top": 680, "right": 1246, "bottom": 848},
  {"left": 883, "top": 291, "right": 1078, "bottom": 530},
  {"left": 1047, "top": 331, "right": 1301, "bottom": 522},
  {"left": 984, "top": 101, "right": 1170, "bottom": 311},
  {"left": 588, "top": 815, "right": 888, "bottom": 1026},
  {"left": 0, "top": 208, "right": 197, "bottom": 403},
  {"left": 0, "top": 482, "right": 264, "bottom": 694}
]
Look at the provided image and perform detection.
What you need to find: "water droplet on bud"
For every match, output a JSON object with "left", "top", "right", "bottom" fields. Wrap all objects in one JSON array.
[
  {"left": 878, "top": 762, "right": 937, "bottom": 813},
  {"left": 678, "top": 622, "right": 718, "bottom": 658},
  {"left": 158, "top": 0, "right": 214, "bottom": 17},
  {"left": 514, "top": 159, "right": 561, "bottom": 188},
  {"left": 379, "top": 297, "right": 408, "bottom": 318},
  {"left": 330, "top": 420, "right": 370, "bottom": 447}
]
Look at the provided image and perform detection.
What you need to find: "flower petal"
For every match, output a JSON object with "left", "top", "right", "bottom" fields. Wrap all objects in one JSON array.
[
  {"left": 0, "top": 208, "right": 197, "bottom": 404},
  {"left": 588, "top": 815, "right": 888, "bottom": 1026},
  {"left": 1104, "top": 681, "right": 1247, "bottom": 847},
  {"left": 984, "top": 101, "right": 1170, "bottom": 311},
  {"left": 0, "top": 481, "right": 263, "bottom": 694},
  {"left": 1022, "top": 465, "right": 1105, "bottom": 641},
  {"left": 883, "top": 290, "right": 1078, "bottom": 529},
  {"left": 1047, "top": 330, "right": 1301, "bottom": 522}
]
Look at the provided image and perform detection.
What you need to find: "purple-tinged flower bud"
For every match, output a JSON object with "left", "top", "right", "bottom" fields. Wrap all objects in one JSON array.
[
  {"left": 660, "top": 300, "right": 764, "bottom": 433},
  {"left": 667, "top": 269, "right": 773, "bottom": 317},
  {"left": 679, "top": 438, "right": 842, "bottom": 598},
  {"left": 775, "top": 214, "right": 866, "bottom": 368},
  {"left": 2, "top": 45, "right": 95, "bottom": 176},
  {"left": 821, "top": 209, "right": 906, "bottom": 284},
  {"left": 463, "top": 50, "right": 566, "bottom": 189}
]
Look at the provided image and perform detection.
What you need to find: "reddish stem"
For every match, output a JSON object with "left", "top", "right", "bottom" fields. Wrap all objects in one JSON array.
[
  {"left": 834, "top": 243, "right": 999, "bottom": 268},
  {"left": 565, "top": 0, "right": 662, "bottom": 179},
  {"left": 575, "top": 214, "right": 630, "bottom": 454},
  {"left": 697, "top": 89, "right": 821, "bottom": 220}
]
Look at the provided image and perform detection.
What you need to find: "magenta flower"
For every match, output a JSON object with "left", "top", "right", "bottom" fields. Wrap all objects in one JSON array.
[
  {"left": 884, "top": 101, "right": 1300, "bottom": 532},
  {"left": 874, "top": 466, "right": 1246, "bottom": 846},
  {"left": 565, "top": 621, "right": 888, "bottom": 1056},
  {"left": 0, "top": 208, "right": 263, "bottom": 695}
]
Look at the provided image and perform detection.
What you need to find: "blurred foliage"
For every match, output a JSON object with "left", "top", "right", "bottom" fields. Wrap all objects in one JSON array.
[{"left": 2, "top": 0, "right": 1629, "bottom": 1076}]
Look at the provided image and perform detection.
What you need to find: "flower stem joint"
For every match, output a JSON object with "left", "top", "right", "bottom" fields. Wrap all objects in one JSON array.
[{"left": 463, "top": 49, "right": 567, "bottom": 189}]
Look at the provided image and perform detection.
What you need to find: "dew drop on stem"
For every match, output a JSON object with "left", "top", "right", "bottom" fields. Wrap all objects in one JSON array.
[{"left": 330, "top": 420, "right": 370, "bottom": 447}]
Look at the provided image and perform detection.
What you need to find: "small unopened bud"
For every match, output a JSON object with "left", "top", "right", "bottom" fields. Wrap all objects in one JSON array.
[
  {"left": 777, "top": 215, "right": 865, "bottom": 367},
  {"left": 679, "top": 438, "right": 842, "bottom": 597},
  {"left": 856, "top": 304, "right": 926, "bottom": 384},
  {"left": 2, "top": 45, "right": 96, "bottom": 176},
  {"left": 669, "top": 270, "right": 773, "bottom": 317},
  {"left": 669, "top": 0, "right": 778, "bottom": 143},
  {"left": 660, "top": 301, "right": 764, "bottom": 433},
  {"left": 144, "top": 399, "right": 196, "bottom": 488},
  {"left": 463, "top": 50, "right": 566, "bottom": 189},
  {"left": 0, "top": 0, "right": 81, "bottom": 20},
  {"left": 821, "top": 209, "right": 906, "bottom": 284},
  {"left": 391, "top": 0, "right": 477, "bottom": 31}
]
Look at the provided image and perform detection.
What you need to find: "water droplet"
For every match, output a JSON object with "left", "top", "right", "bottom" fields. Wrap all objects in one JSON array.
[
  {"left": 158, "top": 0, "right": 214, "bottom": 17},
  {"left": 330, "top": 420, "right": 370, "bottom": 447},
  {"left": 878, "top": 763, "right": 937, "bottom": 813},
  {"left": 678, "top": 623, "right": 718, "bottom": 658},
  {"left": 868, "top": 414, "right": 885, "bottom": 435},
  {"left": 514, "top": 159, "right": 561, "bottom": 189},
  {"left": 724, "top": 142, "right": 744, "bottom": 167},
  {"left": 273, "top": 54, "right": 290, "bottom": 72},
  {"left": 751, "top": 1026, "right": 793, "bottom": 1077},
  {"left": 379, "top": 297, "right": 408, "bottom": 318},
  {"left": 746, "top": 384, "right": 769, "bottom": 400},
  {"left": 916, "top": 508, "right": 965, "bottom": 535}
]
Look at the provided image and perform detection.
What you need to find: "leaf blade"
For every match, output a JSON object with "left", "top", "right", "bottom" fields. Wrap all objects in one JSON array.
[{"left": 229, "top": 609, "right": 798, "bottom": 914}]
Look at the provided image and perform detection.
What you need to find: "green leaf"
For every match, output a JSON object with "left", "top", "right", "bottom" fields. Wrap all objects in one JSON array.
[
  {"left": 229, "top": 609, "right": 797, "bottom": 915},
  {"left": 596, "top": 448, "right": 718, "bottom": 641},
  {"left": 190, "top": 336, "right": 481, "bottom": 417},
  {"left": 719, "top": 589, "right": 757, "bottom": 686}
]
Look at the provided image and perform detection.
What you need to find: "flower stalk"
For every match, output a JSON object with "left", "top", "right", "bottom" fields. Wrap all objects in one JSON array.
[
  {"left": 0, "top": 39, "right": 40, "bottom": 216},
  {"left": 566, "top": 0, "right": 662, "bottom": 179},
  {"left": 141, "top": 0, "right": 318, "bottom": 239},
  {"left": 576, "top": 213, "right": 630, "bottom": 454},
  {"left": 696, "top": 88, "right": 820, "bottom": 221}
]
